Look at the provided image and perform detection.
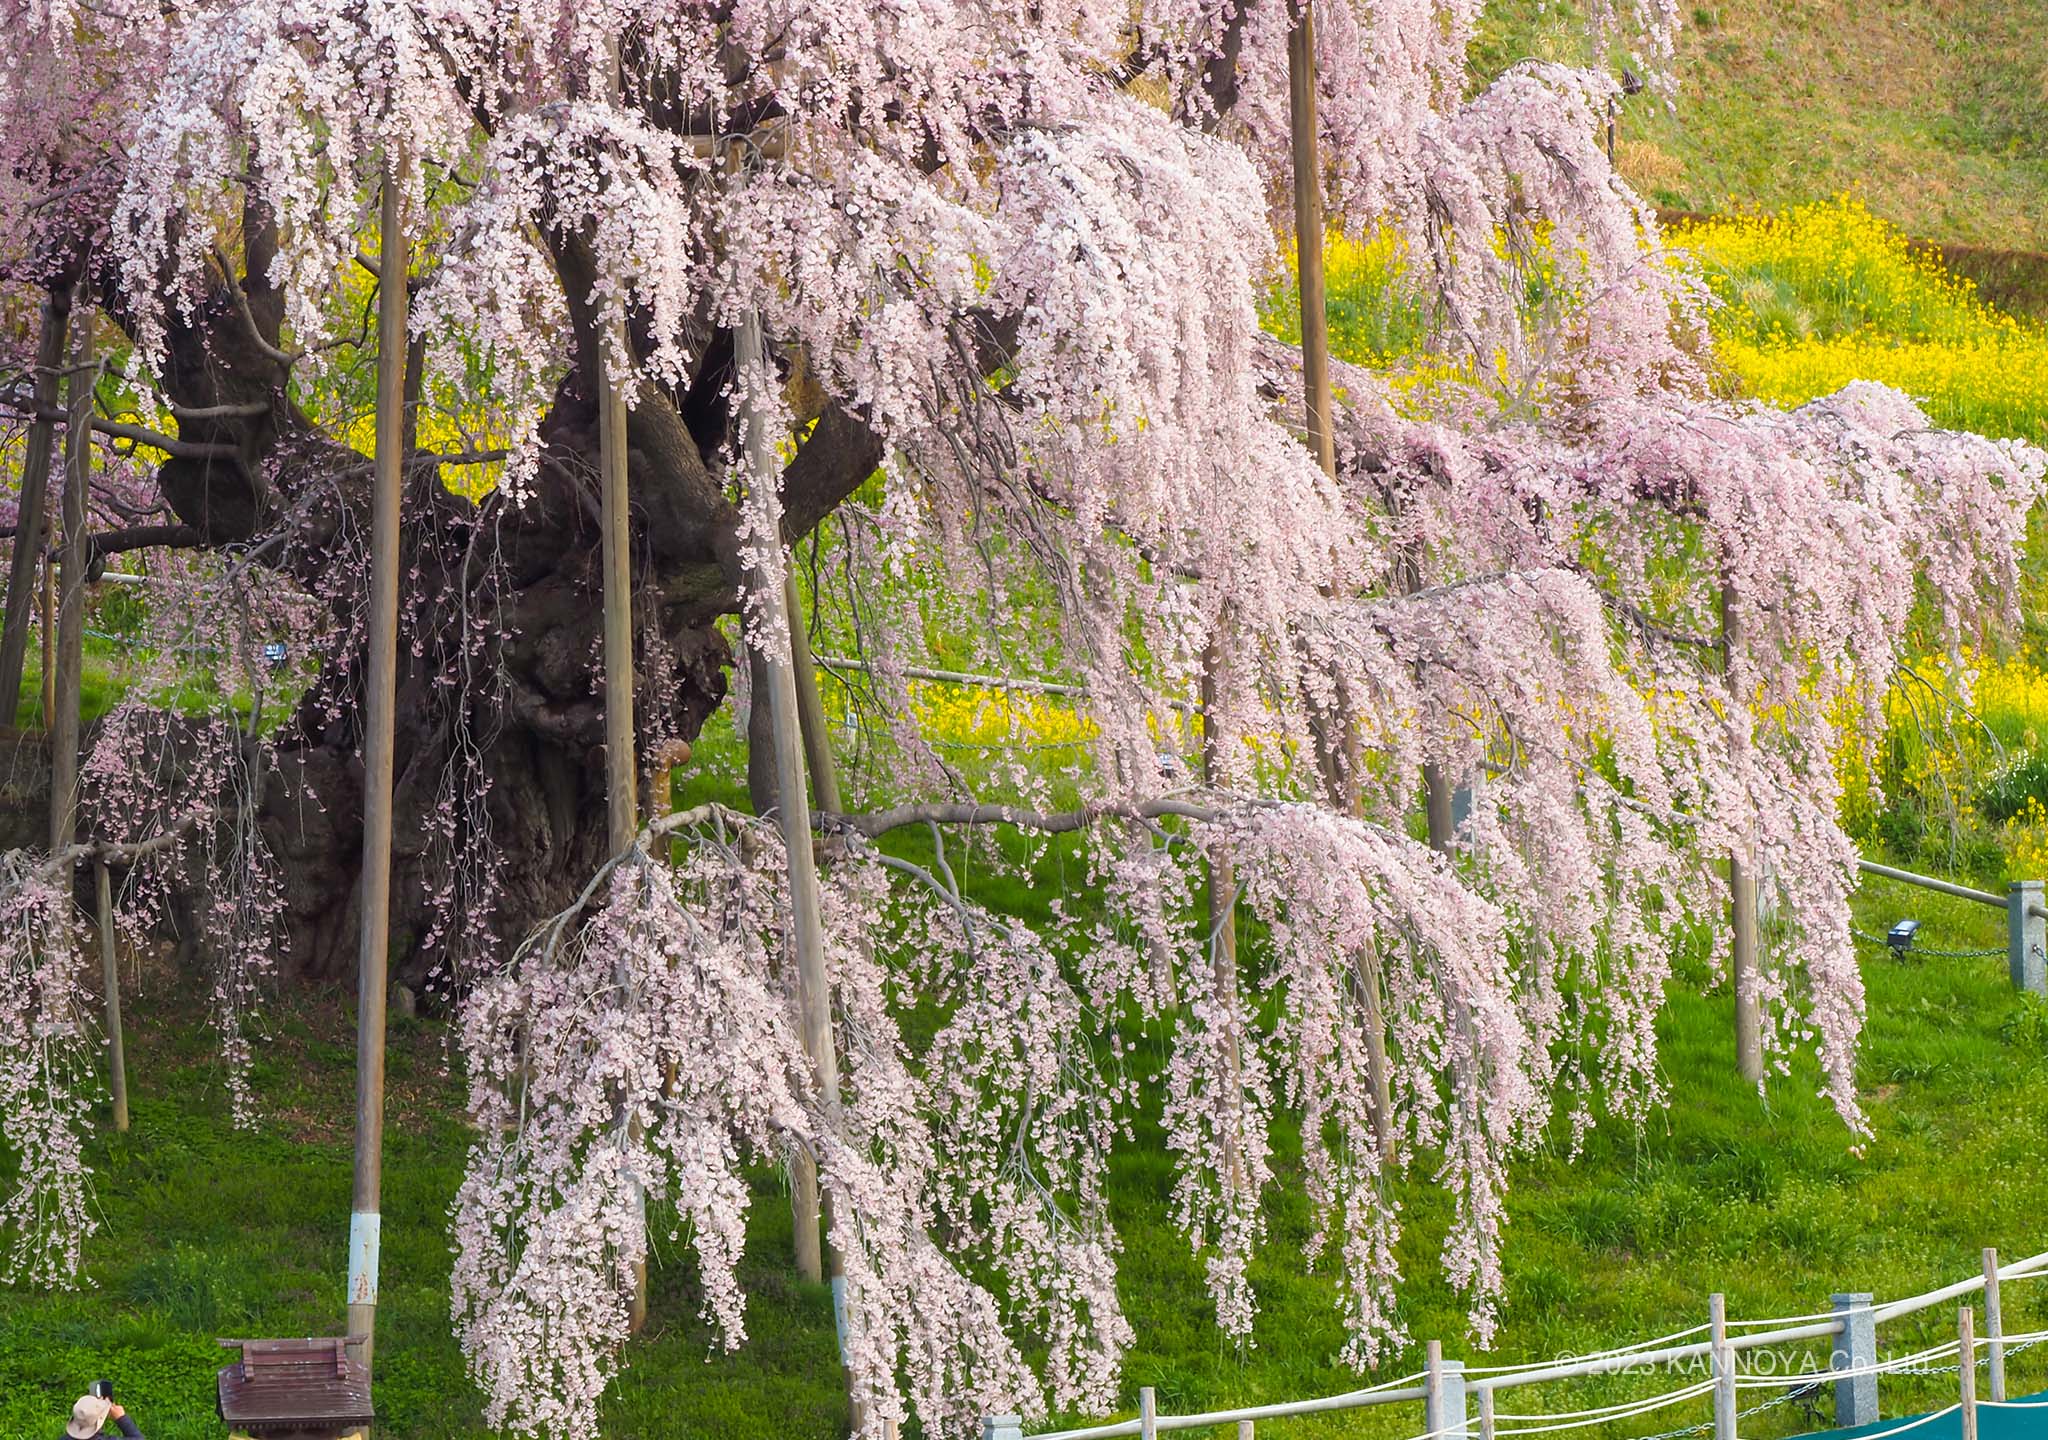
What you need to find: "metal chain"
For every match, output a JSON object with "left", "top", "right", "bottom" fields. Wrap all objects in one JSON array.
[
  {"left": 1630, "top": 1383, "right": 1819, "bottom": 1440},
  {"left": 1851, "top": 927, "right": 2004, "bottom": 960},
  {"left": 1891, "top": 1335, "right": 2041, "bottom": 1378}
]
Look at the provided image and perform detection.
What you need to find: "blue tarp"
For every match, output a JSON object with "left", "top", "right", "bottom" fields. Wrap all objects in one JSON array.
[{"left": 1812, "top": 1391, "right": 2048, "bottom": 1440}]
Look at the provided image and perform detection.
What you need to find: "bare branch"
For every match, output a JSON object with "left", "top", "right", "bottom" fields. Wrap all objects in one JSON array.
[
  {"left": 84, "top": 524, "right": 205, "bottom": 567},
  {"left": 167, "top": 399, "right": 271, "bottom": 421},
  {"left": 823, "top": 795, "right": 1224, "bottom": 839},
  {"left": 30, "top": 407, "right": 239, "bottom": 460}
]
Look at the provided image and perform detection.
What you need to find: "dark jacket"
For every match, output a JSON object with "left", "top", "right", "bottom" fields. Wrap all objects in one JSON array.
[{"left": 66, "top": 1417, "right": 141, "bottom": 1440}]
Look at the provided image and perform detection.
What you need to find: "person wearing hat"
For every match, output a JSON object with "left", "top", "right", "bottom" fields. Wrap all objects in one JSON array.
[{"left": 64, "top": 1392, "right": 142, "bottom": 1439}]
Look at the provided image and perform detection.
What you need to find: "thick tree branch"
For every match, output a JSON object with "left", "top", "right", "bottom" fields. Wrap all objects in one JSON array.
[
  {"left": 168, "top": 399, "right": 271, "bottom": 421},
  {"left": 84, "top": 524, "right": 205, "bottom": 567},
  {"left": 783, "top": 403, "right": 884, "bottom": 543},
  {"left": 3, "top": 811, "right": 208, "bottom": 893},
  {"left": 29, "top": 407, "right": 239, "bottom": 461}
]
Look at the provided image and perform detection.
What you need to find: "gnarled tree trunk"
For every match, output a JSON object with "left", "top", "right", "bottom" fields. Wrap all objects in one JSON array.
[{"left": 65, "top": 230, "right": 878, "bottom": 994}]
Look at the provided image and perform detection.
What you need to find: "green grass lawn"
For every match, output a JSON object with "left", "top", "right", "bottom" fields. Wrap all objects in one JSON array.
[{"left": 2, "top": 748, "right": 2043, "bottom": 1440}]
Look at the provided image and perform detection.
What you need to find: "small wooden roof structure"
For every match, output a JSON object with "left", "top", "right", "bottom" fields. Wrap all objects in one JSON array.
[{"left": 216, "top": 1337, "right": 373, "bottom": 1440}]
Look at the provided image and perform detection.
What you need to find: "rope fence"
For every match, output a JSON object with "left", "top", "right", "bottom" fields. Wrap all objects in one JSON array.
[{"left": 987, "top": 1247, "right": 2048, "bottom": 1440}]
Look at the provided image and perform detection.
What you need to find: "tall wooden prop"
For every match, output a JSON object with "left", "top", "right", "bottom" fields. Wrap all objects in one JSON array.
[
  {"left": 588, "top": 40, "right": 649, "bottom": 1338},
  {"left": 40, "top": 562, "right": 55, "bottom": 726},
  {"left": 1721, "top": 581, "right": 1763, "bottom": 1084},
  {"left": 0, "top": 286, "right": 70, "bottom": 717},
  {"left": 786, "top": 570, "right": 842, "bottom": 818},
  {"left": 736, "top": 308, "right": 874, "bottom": 1435},
  {"left": 783, "top": 569, "right": 835, "bottom": 1285},
  {"left": 1288, "top": 0, "right": 1393, "bottom": 1153},
  {"left": 1201, "top": 638, "right": 1250, "bottom": 1194},
  {"left": 599, "top": 323, "right": 638, "bottom": 848},
  {"left": 347, "top": 159, "right": 406, "bottom": 1383},
  {"left": 599, "top": 230, "right": 648, "bottom": 1341},
  {"left": 1287, "top": 6, "right": 1334, "bottom": 478},
  {"left": 96, "top": 861, "right": 129, "bottom": 1131},
  {"left": 50, "top": 305, "right": 91, "bottom": 856}
]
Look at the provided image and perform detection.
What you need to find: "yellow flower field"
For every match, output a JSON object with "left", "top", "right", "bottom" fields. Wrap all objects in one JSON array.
[{"left": 1671, "top": 199, "right": 2048, "bottom": 444}]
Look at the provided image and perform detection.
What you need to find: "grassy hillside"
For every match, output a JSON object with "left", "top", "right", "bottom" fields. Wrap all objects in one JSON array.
[{"left": 1474, "top": 0, "right": 2048, "bottom": 257}]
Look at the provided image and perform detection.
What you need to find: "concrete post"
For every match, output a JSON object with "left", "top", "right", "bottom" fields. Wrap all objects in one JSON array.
[
  {"left": 1426, "top": 1341, "right": 1470, "bottom": 1440},
  {"left": 1832, "top": 1293, "right": 1878, "bottom": 1428},
  {"left": 981, "top": 1416, "right": 1024, "bottom": 1440},
  {"left": 2009, "top": 881, "right": 2046, "bottom": 996},
  {"left": 1711, "top": 1293, "right": 1736, "bottom": 1440}
]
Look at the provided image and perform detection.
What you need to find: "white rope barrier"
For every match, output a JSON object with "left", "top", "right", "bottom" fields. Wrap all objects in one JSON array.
[
  {"left": 1465, "top": 1324, "right": 1714, "bottom": 1375},
  {"left": 1729, "top": 1304, "right": 1863, "bottom": 1328},
  {"left": 1490, "top": 1383, "right": 1720, "bottom": 1437},
  {"left": 1019, "top": 1245, "right": 2046, "bottom": 1440},
  {"left": 1489, "top": 1381, "right": 1718, "bottom": 1427},
  {"left": 1731, "top": 1340, "right": 1958, "bottom": 1389}
]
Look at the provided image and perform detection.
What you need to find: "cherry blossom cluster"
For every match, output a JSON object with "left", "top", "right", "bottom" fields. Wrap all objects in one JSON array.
[
  {"left": 79, "top": 557, "right": 302, "bottom": 1128},
  {"left": 0, "top": 854, "right": 99, "bottom": 1287},
  {"left": 453, "top": 820, "right": 1120, "bottom": 1438}
]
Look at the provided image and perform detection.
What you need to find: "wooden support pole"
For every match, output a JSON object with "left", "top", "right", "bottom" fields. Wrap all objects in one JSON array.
[
  {"left": 1477, "top": 1388, "right": 1495, "bottom": 1440},
  {"left": 1354, "top": 947, "right": 1395, "bottom": 1158},
  {"left": 1983, "top": 1249, "right": 2005, "bottom": 1403},
  {"left": 786, "top": 570, "right": 841, "bottom": 817},
  {"left": 1721, "top": 581, "right": 1763, "bottom": 1085},
  {"left": 96, "top": 861, "right": 129, "bottom": 1132},
  {"left": 592, "top": 35, "right": 651, "bottom": 1343},
  {"left": 50, "top": 303, "right": 91, "bottom": 857},
  {"left": 1425, "top": 1339, "right": 1469, "bottom": 1440},
  {"left": 1201, "top": 635, "right": 1250, "bottom": 1194},
  {"left": 40, "top": 559, "right": 55, "bottom": 727},
  {"left": 347, "top": 156, "right": 406, "bottom": 1385},
  {"left": 597, "top": 215, "right": 649, "bottom": 1342},
  {"left": 788, "top": 1129, "right": 825, "bottom": 1283},
  {"left": 1710, "top": 1292, "right": 1735, "bottom": 1440},
  {"left": 783, "top": 566, "right": 836, "bottom": 1287},
  {"left": 1959, "top": 1307, "right": 1978, "bottom": 1440},
  {"left": 1139, "top": 1387, "right": 1158, "bottom": 1440},
  {"left": 599, "top": 321, "right": 638, "bottom": 848},
  {"left": 1287, "top": 2, "right": 1333, "bottom": 476},
  {"left": 1286, "top": 24, "right": 1400, "bottom": 1157},
  {"left": 737, "top": 307, "right": 874, "bottom": 1435},
  {"left": 0, "top": 285, "right": 70, "bottom": 718},
  {"left": 1730, "top": 852, "right": 1762, "bottom": 1083},
  {"left": 1425, "top": 766, "right": 1455, "bottom": 850}
]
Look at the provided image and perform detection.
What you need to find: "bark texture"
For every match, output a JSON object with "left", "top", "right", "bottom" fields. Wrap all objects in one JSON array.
[{"left": 52, "top": 230, "right": 879, "bottom": 992}]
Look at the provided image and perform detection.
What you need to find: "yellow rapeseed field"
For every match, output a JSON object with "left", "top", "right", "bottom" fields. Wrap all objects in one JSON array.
[{"left": 1670, "top": 199, "right": 2048, "bottom": 445}]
